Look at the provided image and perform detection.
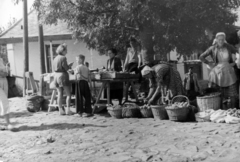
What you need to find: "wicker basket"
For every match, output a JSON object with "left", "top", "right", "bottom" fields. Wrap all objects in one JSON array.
[
  {"left": 197, "top": 93, "right": 221, "bottom": 111},
  {"left": 151, "top": 105, "right": 169, "bottom": 120},
  {"left": 107, "top": 107, "right": 122, "bottom": 119},
  {"left": 140, "top": 108, "right": 153, "bottom": 118},
  {"left": 122, "top": 104, "right": 141, "bottom": 118},
  {"left": 165, "top": 95, "right": 190, "bottom": 121}
]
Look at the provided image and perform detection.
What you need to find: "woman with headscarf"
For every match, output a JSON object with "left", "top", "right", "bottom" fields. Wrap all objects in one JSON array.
[
  {"left": 141, "top": 62, "right": 184, "bottom": 105},
  {"left": 53, "top": 43, "right": 73, "bottom": 115},
  {"left": 105, "top": 48, "right": 123, "bottom": 105},
  {"left": 200, "top": 32, "right": 239, "bottom": 107}
]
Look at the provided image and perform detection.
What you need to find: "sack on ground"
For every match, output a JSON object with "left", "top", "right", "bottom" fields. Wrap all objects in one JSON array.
[{"left": 26, "top": 94, "right": 44, "bottom": 112}]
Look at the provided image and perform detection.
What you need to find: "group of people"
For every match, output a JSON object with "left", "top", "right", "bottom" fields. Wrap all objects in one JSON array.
[{"left": 1, "top": 31, "right": 240, "bottom": 130}]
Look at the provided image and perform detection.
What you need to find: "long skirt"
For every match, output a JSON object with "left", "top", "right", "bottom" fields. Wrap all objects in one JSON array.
[
  {"left": 75, "top": 80, "right": 92, "bottom": 114},
  {"left": 0, "top": 77, "right": 9, "bottom": 116}
]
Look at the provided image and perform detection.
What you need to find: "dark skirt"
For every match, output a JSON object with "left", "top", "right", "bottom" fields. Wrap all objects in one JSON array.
[
  {"left": 75, "top": 80, "right": 92, "bottom": 114},
  {"left": 53, "top": 72, "right": 70, "bottom": 88}
]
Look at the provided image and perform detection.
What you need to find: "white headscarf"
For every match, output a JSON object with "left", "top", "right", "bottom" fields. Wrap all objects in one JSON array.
[
  {"left": 141, "top": 66, "right": 153, "bottom": 76},
  {"left": 215, "top": 32, "right": 226, "bottom": 39}
]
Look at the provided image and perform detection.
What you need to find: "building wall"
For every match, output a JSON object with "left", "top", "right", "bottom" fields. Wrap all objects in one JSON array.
[
  {"left": 8, "top": 39, "right": 109, "bottom": 80},
  {"left": 7, "top": 39, "right": 109, "bottom": 91}
]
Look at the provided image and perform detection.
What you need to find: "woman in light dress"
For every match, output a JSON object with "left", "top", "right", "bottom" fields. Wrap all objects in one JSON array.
[
  {"left": 0, "top": 57, "right": 14, "bottom": 131},
  {"left": 200, "top": 32, "right": 239, "bottom": 107}
]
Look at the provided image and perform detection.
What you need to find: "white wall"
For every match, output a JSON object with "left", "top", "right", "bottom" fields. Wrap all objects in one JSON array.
[{"left": 9, "top": 39, "right": 109, "bottom": 82}]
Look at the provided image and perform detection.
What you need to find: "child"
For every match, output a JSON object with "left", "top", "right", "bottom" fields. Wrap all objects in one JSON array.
[
  {"left": 183, "top": 67, "right": 200, "bottom": 101},
  {"left": 73, "top": 55, "right": 93, "bottom": 117}
]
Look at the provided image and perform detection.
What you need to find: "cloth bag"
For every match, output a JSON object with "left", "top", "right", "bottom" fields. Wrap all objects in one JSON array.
[{"left": 26, "top": 94, "right": 44, "bottom": 112}]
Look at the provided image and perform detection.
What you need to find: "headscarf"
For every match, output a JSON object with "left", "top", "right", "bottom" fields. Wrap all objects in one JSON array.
[
  {"left": 141, "top": 65, "right": 153, "bottom": 76},
  {"left": 213, "top": 32, "right": 227, "bottom": 45},
  {"left": 215, "top": 32, "right": 226, "bottom": 39}
]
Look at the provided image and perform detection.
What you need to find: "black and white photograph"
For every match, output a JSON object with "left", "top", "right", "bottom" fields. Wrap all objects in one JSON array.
[{"left": 1, "top": 0, "right": 240, "bottom": 161}]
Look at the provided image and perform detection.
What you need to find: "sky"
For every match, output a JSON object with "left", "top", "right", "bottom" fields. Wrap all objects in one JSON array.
[
  {"left": 0, "top": 0, "right": 34, "bottom": 28},
  {"left": 0, "top": 0, "right": 240, "bottom": 29}
]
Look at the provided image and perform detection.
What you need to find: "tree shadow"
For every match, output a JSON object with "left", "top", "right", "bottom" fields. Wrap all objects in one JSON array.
[{"left": 17, "top": 123, "right": 109, "bottom": 131}]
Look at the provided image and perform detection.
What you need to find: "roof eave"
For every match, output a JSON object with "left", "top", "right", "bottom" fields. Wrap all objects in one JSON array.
[{"left": 0, "top": 34, "right": 73, "bottom": 44}]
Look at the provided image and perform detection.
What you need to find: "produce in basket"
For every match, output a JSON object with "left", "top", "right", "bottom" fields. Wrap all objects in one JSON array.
[
  {"left": 140, "top": 104, "right": 151, "bottom": 109},
  {"left": 107, "top": 104, "right": 122, "bottom": 110},
  {"left": 167, "top": 102, "right": 189, "bottom": 109}
]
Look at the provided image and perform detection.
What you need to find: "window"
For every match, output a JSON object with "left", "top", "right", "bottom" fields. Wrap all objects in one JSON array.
[{"left": 45, "top": 44, "right": 60, "bottom": 73}]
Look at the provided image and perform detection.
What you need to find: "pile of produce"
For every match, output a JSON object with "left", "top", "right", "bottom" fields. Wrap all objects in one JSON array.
[
  {"left": 139, "top": 105, "right": 151, "bottom": 110},
  {"left": 167, "top": 102, "right": 189, "bottom": 109},
  {"left": 226, "top": 108, "right": 240, "bottom": 118},
  {"left": 195, "top": 108, "right": 240, "bottom": 124},
  {"left": 107, "top": 104, "right": 122, "bottom": 110}
]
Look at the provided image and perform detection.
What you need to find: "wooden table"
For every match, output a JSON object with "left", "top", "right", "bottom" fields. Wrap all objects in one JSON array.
[
  {"left": 92, "top": 78, "right": 139, "bottom": 112},
  {"left": 47, "top": 72, "right": 139, "bottom": 113}
]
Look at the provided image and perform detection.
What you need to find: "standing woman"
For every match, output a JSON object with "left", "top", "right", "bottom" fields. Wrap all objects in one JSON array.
[
  {"left": 0, "top": 57, "right": 14, "bottom": 130},
  {"left": 53, "top": 43, "right": 73, "bottom": 115},
  {"left": 105, "top": 48, "right": 123, "bottom": 105},
  {"left": 200, "top": 32, "right": 239, "bottom": 107}
]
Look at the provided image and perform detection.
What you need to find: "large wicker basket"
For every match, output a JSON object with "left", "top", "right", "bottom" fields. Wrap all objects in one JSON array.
[
  {"left": 140, "top": 108, "right": 153, "bottom": 118},
  {"left": 151, "top": 105, "right": 168, "bottom": 120},
  {"left": 165, "top": 95, "right": 189, "bottom": 122},
  {"left": 122, "top": 103, "right": 141, "bottom": 118},
  {"left": 107, "top": 106, "right": 122, "bottom": 119},
  {"left": 197, "top": 93, "right": 221, "bottom": 111}
]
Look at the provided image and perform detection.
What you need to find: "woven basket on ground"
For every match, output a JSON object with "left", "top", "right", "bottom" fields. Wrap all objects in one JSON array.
[
  {"left": 140, "top": 107, "right": 153, "bottom": 118},
  {"left": 165, "top": 95, "right": 189, "bottom": 122},
  {"left": 197, "top": 92, "right": 221, "bottom": 111},
  {"left": 122, "top": 103, "right": 141, "bottom": 118},
  {"left": 107, "top": 105, "right": 122, "bottom": 119},
  {"left": 151, "top": 105, "right": 168, "bottom": 120}
]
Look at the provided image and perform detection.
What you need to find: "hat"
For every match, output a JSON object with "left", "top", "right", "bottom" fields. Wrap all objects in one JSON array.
[{"left": 141, "top": 66, "right": 153, "bottom": 76}]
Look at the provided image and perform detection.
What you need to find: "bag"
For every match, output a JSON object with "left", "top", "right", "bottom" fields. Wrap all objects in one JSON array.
[{"left": 26, "top": 94, "right": 44, "bottom": 112}]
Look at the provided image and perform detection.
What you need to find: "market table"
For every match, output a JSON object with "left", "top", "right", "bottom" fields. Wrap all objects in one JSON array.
[
  {"left": 46, "top": 72, "right": 139, "bottom": 113},
  {"left": 85, "top": 72, "right": 139, "bottom": 113}
]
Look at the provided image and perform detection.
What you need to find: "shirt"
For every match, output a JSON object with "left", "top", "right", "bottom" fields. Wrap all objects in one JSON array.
[
  {"left": 53, "top": 55, "right": 70, "bottom": 72},
  {"left": 74, "top": 64, "right": 89, "bottom": 81},
  {"left": 126, "top": 47, "right": 140, "bottom": 63}
]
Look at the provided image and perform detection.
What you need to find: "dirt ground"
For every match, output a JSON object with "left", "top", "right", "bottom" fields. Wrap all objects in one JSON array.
[{"left": 1, "top": 97, "right": 240, "bottom": 162}]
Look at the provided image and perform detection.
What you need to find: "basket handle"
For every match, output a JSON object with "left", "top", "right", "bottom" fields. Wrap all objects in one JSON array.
[{"left": 170, "top": 95, "right": 189, "bottom": 105}]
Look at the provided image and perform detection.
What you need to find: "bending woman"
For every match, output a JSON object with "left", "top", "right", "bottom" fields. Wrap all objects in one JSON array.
[
  {"left": 53, "top": 43, "right": 73, "bottom": 115},
  {"left": 200, "top": 32, "right": 239, "bottom": 107},
  {"left": 141, "top": 62, "right": 184, "bottom": 105}
]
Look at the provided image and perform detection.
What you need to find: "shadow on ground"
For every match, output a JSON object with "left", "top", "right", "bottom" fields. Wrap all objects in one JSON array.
[
  {"left": 17, "top": 123, "right": 110, "bottom": 131},
  {"left": 9, "top": 111, "right": 33, "bottom": 118}
]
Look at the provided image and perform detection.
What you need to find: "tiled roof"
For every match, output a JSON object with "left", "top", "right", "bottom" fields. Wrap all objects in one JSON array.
[{"left": 0, "top": 10, "right": 72, "bottom": 43}]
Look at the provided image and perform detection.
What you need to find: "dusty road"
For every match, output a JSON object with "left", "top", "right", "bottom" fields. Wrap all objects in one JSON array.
[{"left": 0, "top": 97, "right": 240, "bottom": 162}]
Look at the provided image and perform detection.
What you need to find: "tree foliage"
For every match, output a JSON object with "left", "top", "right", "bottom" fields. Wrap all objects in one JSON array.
[{"left": 32, "top": 0, "right": 240, "bottom": 58}]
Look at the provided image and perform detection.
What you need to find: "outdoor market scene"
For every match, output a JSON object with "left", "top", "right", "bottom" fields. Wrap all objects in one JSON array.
[{"left": 2, "top": 0, "right": 240, "bottom": 162}]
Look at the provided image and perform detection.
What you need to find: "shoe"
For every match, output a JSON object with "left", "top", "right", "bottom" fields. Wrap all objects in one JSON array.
[{"left": 66, "top": 110, "right": 74, "bottom": 115}]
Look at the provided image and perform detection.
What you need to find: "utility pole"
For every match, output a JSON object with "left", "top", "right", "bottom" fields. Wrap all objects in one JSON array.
[
  {"left": 23, "top": 0, "right": 29, "bottom": 96},
  {"left": 38, "top": 20, "right": 45, "bottom": 96}
]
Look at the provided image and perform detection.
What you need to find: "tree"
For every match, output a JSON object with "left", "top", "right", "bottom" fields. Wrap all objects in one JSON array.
[{"left": 31, "top": 0, "right": 240, "bottom": 61}]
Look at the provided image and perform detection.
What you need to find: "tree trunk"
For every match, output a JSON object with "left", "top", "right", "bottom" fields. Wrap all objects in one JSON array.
[{"left": 139, "top": 25, "right": 155, "bottom": 65}]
